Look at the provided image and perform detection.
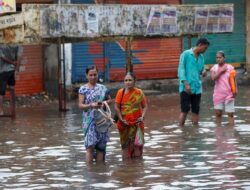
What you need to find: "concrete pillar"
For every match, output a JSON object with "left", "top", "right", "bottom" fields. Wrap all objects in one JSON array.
[
  {"left": 246, "top": 0, "right": 250, "bottom": 72},
  {"left": 44, "top": 44, "right": 58, "bottom": 96}
]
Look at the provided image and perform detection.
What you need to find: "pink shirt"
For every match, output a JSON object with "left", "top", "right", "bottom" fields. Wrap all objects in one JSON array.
[{"left": 210, "top": 64, "right": 234, "bottom": 106}]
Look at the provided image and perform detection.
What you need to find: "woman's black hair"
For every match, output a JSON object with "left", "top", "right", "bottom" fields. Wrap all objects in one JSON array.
[
  {"left": 216, "top": 50, "right": 225, "bottom": 58},
  {"left": 125, "top": 72, "right": 136, "bottom": 80},
  {"left": 86, "top": 65, "right": 98, "bottom": 74}
]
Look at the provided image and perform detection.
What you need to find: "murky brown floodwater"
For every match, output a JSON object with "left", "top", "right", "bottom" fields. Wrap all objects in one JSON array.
[{"left": 0, "top": 86, "right": 250, "bottom": 189}]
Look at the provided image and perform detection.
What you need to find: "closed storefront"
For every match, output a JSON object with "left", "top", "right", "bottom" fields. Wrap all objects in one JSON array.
[
  {"left": 71, "top": 0, "right": 181, "bottom": 82},
  {"left": 109, "top": 37, "right": 181, "bottom": 81},
  {"left": 3, "top": 0, "right": 53, "bottom": 97},
  {"left": 72, "top": 41, "right": 106, "bottom": 83},
  {"left": 182, "top": 0, "right": 246, "bottom": 67},
  {"left": 15, "top": 45, "right": 44, "bottom": 96}
]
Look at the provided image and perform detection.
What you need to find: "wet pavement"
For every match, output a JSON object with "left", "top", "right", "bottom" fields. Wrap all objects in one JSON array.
[{"left": 0, "top": 86, "right": 250, "bottom": 189}]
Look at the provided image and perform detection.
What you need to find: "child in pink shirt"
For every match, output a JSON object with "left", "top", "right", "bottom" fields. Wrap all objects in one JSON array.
[{"left": 210, "top": 51, "right": 237, "bottom": 125}]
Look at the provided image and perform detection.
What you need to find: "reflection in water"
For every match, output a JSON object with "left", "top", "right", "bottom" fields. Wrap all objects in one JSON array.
[{"left": 0, "top": 87, "right": 250, "bottom": 189}]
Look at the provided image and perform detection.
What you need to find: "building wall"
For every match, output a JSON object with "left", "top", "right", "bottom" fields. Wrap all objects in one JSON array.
[
  {"left": 246, "top": 0, "right": 250, "bottom": 72},
  {"left": 183, "top": 0, "right": 246, "bottom": 68},
  {"left": 96, "top": 0, "right": 179, "bottom": 3},
  {"left": 16, "top": 0, "right": 53, "bottom": 2},
  {"left": 8, "top": 0, "right": 54, "bottom": 96},
  {"left": 71, "top": 0, "right": 182, "bottom": 83}
]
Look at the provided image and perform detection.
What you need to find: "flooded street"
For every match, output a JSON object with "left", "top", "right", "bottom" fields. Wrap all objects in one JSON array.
[{"left": 0, "top": 86, "right": 250, "bottom": 189}]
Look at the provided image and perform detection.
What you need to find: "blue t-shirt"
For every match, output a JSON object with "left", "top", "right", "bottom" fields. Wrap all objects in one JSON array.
[{"left": 178, "top": 48, "right": 205, "bottom": 94}]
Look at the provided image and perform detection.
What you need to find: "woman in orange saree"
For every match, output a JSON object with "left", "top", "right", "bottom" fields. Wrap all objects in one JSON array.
[{"left": 115, "top": 72, "right": 148, "bottom": 159}]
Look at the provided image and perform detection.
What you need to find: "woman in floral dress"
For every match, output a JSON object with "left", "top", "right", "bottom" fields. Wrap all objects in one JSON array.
[{"left": 78, "top": 66, "right": 111, "bottom": 162}]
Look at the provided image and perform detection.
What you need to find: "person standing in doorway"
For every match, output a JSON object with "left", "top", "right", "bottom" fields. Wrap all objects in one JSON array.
[
  {"left": 178, "top": 38, "right": 210, "bottom": 126},
  {"left": 210, "top": 51, "right": 237, "bottom": 125},
  {"left": 0, "top": 44, "right": 22, "bottom": 115}
]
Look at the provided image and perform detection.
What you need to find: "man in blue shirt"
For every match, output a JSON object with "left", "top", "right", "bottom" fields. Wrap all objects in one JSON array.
[{"left": 178, "top": 38, "right": 210, "bottom": 126}]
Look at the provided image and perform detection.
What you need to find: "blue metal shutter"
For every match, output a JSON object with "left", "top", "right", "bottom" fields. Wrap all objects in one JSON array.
[
  {"left": 71, "top": 0, "right": 107, "bottom": 83},
  {"left": 72, "top": 42, "right": 106, "bottom": 83},
  {"left": 105, "top": 41, "right": 127, "bottom": 82}
]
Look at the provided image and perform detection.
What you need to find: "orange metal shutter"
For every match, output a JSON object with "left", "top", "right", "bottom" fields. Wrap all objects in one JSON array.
[
  {"left": 15, "top": 45, "right": 44, "bottom": 96},
  {"left": 109, "top": 0, "right": 181, "bottom": 81},
  {"left": 132, "top": 37, "right": 181, "bottom": 80}
]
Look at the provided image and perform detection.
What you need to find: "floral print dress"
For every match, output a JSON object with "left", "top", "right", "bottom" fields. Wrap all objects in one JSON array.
[{"left": 79, "top": 83, "right": 110, "bottom": 151}]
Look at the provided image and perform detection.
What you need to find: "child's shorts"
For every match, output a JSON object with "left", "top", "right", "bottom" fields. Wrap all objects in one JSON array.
[{"left": 214, "top": 100, "right": 235, "bottom": 113}]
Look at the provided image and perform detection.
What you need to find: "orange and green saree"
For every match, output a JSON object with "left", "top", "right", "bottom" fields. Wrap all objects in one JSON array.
[{"left": 115, "top": 87, "right": 147, "bottom": 157}]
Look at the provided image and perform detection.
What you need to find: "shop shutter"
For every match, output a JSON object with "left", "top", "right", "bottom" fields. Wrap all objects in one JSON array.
[
  {"left": 109, "top": 0, "right": 181, "bottom": 81},
  {"left": 71, "top": 0, "right": 182, "bottom": 82},
  {"left": 72, "top": 42, "right": 106, "bottom": 83},
  {"left": 15, "top": 45, "right": 44, "bottom": 96},
  {"left": 109, "top": 38, "right": 181, "bottom": 81}
]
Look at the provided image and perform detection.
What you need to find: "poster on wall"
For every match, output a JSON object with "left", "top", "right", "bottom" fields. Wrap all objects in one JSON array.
[
  {"left": 162, "top": 6, "right": 178, "bottom": 34},
  {"left": 40, "top": 5, "right": 63, "bottom": 37},
  {"left": 146, "top": 7, "right": 162, "bottom": 35},
  {"left": 219, "top": 6, "right": 233, "bottom": 32},
  {"left": 63, "top": 6, "right": 79, "bottom": 37},
  {"left": 78, "top": 6, "right": 88, "bottom": 37},
  {"left": 131, "top": 5, "right": 150, "bottom": 35},
  {"left": 194, "top": 7, "right": 208, "bottom": 33},
  {"left": 0, "top": 0, "right": 16, "bottom": 14},
  {"left": 86, "top": 5, "right": 99, "bottom": 36},
  {"left": 99, "top": 5, "right": 119, "bottom": 36},
  {"left": 113, "top": 6, "right": 133, "bottom": 35},
  {"left": 0, "top": 27, "right": 23, "bottom": 43},
  {"left": 207, "top": 7, "right": 220, "bottom": 33}
]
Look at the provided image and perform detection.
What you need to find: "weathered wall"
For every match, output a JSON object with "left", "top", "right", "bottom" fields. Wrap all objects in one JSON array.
[
  {"left": 246, "top": 0, "right": 250, "bottom": 72},
  {"left": 0, "top": 3, "right": 234, "bottom": 44},
  {"left": 183, "top": 0, "right": 246, "bottom": 70}
]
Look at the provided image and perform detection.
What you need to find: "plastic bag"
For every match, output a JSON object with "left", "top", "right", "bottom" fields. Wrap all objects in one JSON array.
[{"left": 134, "top": 127, "right": 144, "bottom": 147}]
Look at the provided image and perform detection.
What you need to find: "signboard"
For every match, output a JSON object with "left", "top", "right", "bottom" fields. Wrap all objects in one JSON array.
[
  {"left": 0, "top": 0, "right": 16, "bottom": 14},
  {"left": 0, "top": 13, "right": 23, "bottom": 30},
  {"left": 0, "top": 4, "right": 234, "bottom": 44}
]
